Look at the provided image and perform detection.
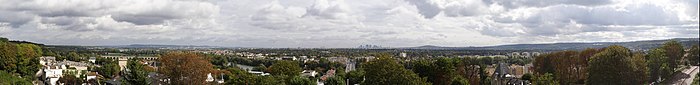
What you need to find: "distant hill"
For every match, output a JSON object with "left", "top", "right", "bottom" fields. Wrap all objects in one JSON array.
[
  {"left": 9, "top": 41, "right": 45, "bottom": 46},
  {"left": 405, "top": 38, "right": 700, "bottom": 51},
  {"left": 105, "top": 44, "right": 217, "bottom": 48}
]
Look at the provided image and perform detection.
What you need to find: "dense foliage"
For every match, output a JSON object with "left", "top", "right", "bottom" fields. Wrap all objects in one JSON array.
[
  {"left": 94, "top": 57, "right": 120, "bottom": 78},
  {"left": 361, "top": 54, "right": 431, "bottom": 85},
  {"left": 159, "top": 52, "right": 215, "bottom": 85},
  {"left": 533, "top": 49, "right": 596, "bottom": 84},
  {"left": 587, "top": 45, "right": 648, "bottom": 85},
  {"left": 122, "top": 58, "right": 151, "bottom": 85},
  {"left": 0, "top": 37, "right": 42, "bottom": 81},
  {"left": 268, "top": 60, "right": 303, "bottom": 76},
  {"left": 688, "top": 45, "right": 699, "bottom": 66},
  {"left": 0, "top": 70, "right": 31, "bottom": 85}
]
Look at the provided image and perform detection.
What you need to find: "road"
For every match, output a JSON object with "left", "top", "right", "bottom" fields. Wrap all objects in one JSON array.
[{"left": 664, "top": 66, "right": 699, "bottom": 85}]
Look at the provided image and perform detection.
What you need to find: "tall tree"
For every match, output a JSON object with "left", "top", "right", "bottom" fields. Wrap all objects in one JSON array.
[
  {"left": 159, "top": 52, "right": 215, "bottom": 85},
  {"left": 361, "top": 54, "right": 430, "bottom": 85},
  {"left": 533, "top": 73, "right": 559, "bottom": 85},
  {"left": 450, "top": 76, "right": 470, "bottom": 85},
  {"left": 662, "top": 40, "right": 684, "bottom": 70},
  {"left": 411, "top": 59, "right": 436, "bottom": 82},
  {"left": 96, "top": 58, "right": 120, "bottom": 78},
  {"left": 15, "top": 43, "right": 42, "bottom": 79},
  {"left": 630, "top": 53, "right": 649, "bottom": 84},
  {"left": 67, "top": 52, "right": 81, "bottom": 61},
  {"left": 268, "top": 60, "right": 302, "bottom": 76},
  {"left": 534, "top": 53, "right": 555, "bottom": 74},
  {"left": 456, "top": 57, "right": 482, "bottom": 85},
  {"left": 575, "top": 48, "right": 598, "bottom": 83},
  {"left": 688, "top": 45, "right": 699, "bottom": 66},
  {"left": 325, "top": 76, "right": 346, "bottom": 85},
  {"left": 0, "top": 40, "right": 18, "bottom": 73},
  {"left": 122, "top": 58, "right": 150, "bottom": 85},
  {"left": 346, "top": 70, "right": 365, "bottom": 84},
  {"left": 647, "top": 48, "right": 673, "bottom": 82},
  {"left": 587, "top": 45, "right": 646, "bottom": 85},
  {"left": 550, "top": 50, "right": 579, "bottom": 84}
]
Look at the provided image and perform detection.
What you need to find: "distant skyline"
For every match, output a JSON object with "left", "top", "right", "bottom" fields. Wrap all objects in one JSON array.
[{"left": 0, "top": 0, "right": 698, "bottom": 48}]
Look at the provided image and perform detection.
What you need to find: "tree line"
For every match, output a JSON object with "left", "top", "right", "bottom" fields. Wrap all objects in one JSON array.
[
  {"left": 0, "top": 37, "right": 43, "bottom": 84},
  {"left": 533, "top": 40, "right": 700, "bottom": 85}
]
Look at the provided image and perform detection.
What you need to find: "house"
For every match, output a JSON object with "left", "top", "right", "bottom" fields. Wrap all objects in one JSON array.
[
  {"left": 280, "top": 56, "right": 297, "bottom": 61},
  {"left": 206, "top": 73, "right": 226, "bottom": 84},
  {"left": 206, "top": 73, "right": 215, "bottom": 82},
  {"left": 89, "top": 57, "right": 96, "bottom": 63},
  {"left": 249, "top": 71, "right": 270, "bottom": 76},
  {"left": 40, "top": 56, "right": 56, "bottom": 66},
  {"left": 301, "top": 70, "right": 318, "bottom": 77},
  {"left": 43, "top": 65, "right": 63, "bottom": 85},
  {"left": 492, "top": 63, "right": 531, "bottom": 85},
  {"left": 319, "top": 69, "right": 336, "bottom": 81},
  {"left": 86, "top": 72, "right": 99, "bottom": 80}
]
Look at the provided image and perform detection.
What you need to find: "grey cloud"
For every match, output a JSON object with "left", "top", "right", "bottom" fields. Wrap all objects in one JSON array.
[
  {"left": 489, "top": 3, "right": 692, "bottom": 37},
  {"left": 484, "top": 0, "right": 612, "bottom": 8},
  {"left": 112, "top": 13, "right": 179, "bottom": 25},
  {"left": 0, "top": 11, "right": 34, "bottom": 28},
  {"left": 405, "top": 0, "right": 441, "bottom": 18},
  {"left": 404, "top": 0, "right": 496, "bottom": 18},
  {"left": 303, "top": 0, "right": 355, "bottom": 19}
]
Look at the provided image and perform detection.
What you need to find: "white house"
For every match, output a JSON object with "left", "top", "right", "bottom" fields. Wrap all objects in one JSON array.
[
  {"left": 301, "top": 70, "right": 318, "bottom": 77},
  {"left": 43, "top": 65, "right": 63, "bottom": 85},
  {"left": 206, "top": 73, "right": 215, "bottom": 82}
]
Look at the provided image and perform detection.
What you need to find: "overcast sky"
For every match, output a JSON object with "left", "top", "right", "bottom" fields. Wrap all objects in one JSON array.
[{"left": 0, "top": 0, "right": 697, "bottom": 48}]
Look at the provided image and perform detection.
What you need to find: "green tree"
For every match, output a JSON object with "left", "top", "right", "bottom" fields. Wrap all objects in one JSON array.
[
  {"left": 96, "top": 58, "right": 120, "bottom": 78},
  {"left": 225, "top": 67, "right": 258, "bottom": 85},
  {"left": 346, "top": 70, "right": 365, "bottom": 84},
  {"left": 361, "top": 54, "right": 430, "bottom": 85},
  {"left": 122, "top": 58, "right": 150, "bottom": 85},
  {"left": 268, "top": 60, "right": 302, "bottom": 76},
  {"left": 410, "top": 58, "right": 459, "bottom": 85},
  {"left": 533, "top": 73, "right": 559, "bottom": 85},
  {"left": 59, "top": 74, "right": 83, "bottom": 85},
  {"left": 521, "top": 73, "right": 533, "bottom": 81},
  {"left": 648, "top": 48, "right": 674, "bottom": 82},
  {"left": 0, "top": 40, "right": 18, "bottom": 73},
  {"left": 288, "top": 76, "right": 316, "bottom": 85},
  {"left": 325, "top": 76, "right": 346, "bottom": 85},
  {"left": 662, "top": 40, "right": 684, "bottom": 70},
  {"left": 15, "top": 43, "right": 42, "bottom": 79},
  {"left": 630, "top": 53, "right": 649, "bottom": 84},
  {"left": 450, "top": 76, "right": 470, "bottom": 85},
  {"left": 587, "top": 45, "right": 647, "bottom": 85},
  {"left": 688, "top": 45, "right": 699, "bottom": 66},
  {"left": 67, "top": 52, "right": 81, "bottom": 61},
  {"left": 0, "top": 71, "right": 31, "bottom": 85}
]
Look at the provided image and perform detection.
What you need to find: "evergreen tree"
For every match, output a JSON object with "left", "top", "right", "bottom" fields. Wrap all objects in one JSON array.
[{"left": 122, "top": 58, "right": 150, "bottom": 85}]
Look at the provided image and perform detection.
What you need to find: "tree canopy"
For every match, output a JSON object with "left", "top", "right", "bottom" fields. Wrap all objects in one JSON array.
[
  {"left": 268, "top": 60, "right": 302, "bottom": 76},
  {"left": 122, "top": 58, "right": 150, "bottom": 85},
  {"left": 159, "top": 52, "right": 215, "bottom": 85},
  {"left": 662, "top": 40, "right": 684, "bottom": 70},
  {"left": 361, "top": 54, "right": 431, "bottom": 85},
  {"left": 587, "top": 45, "right": 648, "bottom": 85}
]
